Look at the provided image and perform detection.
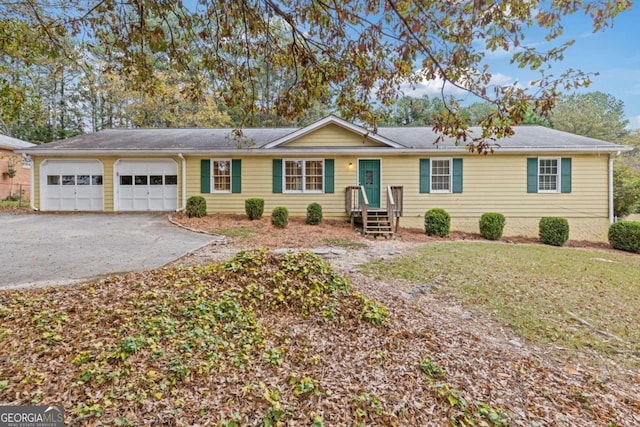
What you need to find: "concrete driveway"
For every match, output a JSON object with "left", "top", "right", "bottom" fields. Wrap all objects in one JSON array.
[{"left": 0, "top": 213, "right": 217, "bottom": 289}]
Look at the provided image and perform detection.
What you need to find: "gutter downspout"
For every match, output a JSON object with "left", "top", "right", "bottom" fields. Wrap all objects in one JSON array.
[
  {"left": 609, "top": 154, "right": 616, "bottom": 224},
  {"left": 30, "top": 157, "right": 37, "bottom": 210},
  {"left": 178, "top": 153, "right": 187, "bottom": 211}
]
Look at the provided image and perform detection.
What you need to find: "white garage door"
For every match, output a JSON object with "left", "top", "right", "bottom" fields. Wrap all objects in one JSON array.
[
  {"left": 41, "top": 160, "right": 104, "bottom": 211},
  {"left": 116, "top": 160, "right": 178, "bottom": 211}
]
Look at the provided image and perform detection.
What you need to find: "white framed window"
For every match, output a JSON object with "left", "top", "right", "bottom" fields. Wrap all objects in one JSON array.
[
  {"left": 21, "top": 154, "right": 32, "bottom": 169},
  {"left": 538, "top": 158, "right": 559, "bottom": 192},
  {"left": 212, "top": 159, "right": 231, "bottom": 192},
  {"left": 284, "top": 159, "right": 324, "bottom": 193},
  {"left": 431, "top": 158, "right": 452, "bottom": 193}
]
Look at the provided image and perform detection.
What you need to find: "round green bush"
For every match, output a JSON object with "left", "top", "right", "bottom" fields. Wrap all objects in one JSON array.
[
  {"left": 479, "top": 212, "right": 506, "bottom": 240},
  {"left": 306, "top": 202, "right": 323, "bottom": 225},
  {"left": 539, "top": 217, "right": 569, "bottom": 246},
  {"left": 271, "top": 206, "right": 289, "bottom": 228},
  {"left": 245, "top": 198, "right": 264, "bottom": 220},
  {"left": 608, "top": 220, "right": 640, "bottom": 253},
  {"left": 424, "top": 208, "right": 451, "bottom": 237},
  {"left": 185, "top": 196, "right": 207, "bottom": 218}
]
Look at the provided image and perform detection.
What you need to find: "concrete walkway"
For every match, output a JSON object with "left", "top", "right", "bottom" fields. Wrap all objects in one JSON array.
[{"left": 0, "top": 213, "right": 217, "bottom": 289}]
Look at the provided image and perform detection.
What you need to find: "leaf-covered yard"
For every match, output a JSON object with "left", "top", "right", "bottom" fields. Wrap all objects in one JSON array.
[{"left": 1, "top": 244, "right": 639, "bottom": 425}]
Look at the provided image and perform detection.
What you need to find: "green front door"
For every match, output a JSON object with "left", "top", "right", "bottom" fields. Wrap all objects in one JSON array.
[{"left": 358, "top": 159, "right": 381, "bottom": 209}]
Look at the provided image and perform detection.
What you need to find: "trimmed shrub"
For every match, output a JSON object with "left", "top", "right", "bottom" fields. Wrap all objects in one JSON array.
[
  {"left": 424, "top": 208, "right": 451, "bottom": 237},
  {"left": 306, "top": 202, "right": 323, "bottom": 225},
  {"left": 479, "top": 212, "right": 506, "bottom": 240},
  {"left": 185, "top": 196, "right": 207, "bottom": 218},
  {"left": 539, "top": 217, "right": 569, "bottom": 246},
  {"left": 245, "top": 198, "right": 264, "bottom": 220},
  {"left": 271, "top": 206, "right": 289, "bottom": 228},
  {"left": 608, "top": 220, "right": 640, "bottom": 253}
]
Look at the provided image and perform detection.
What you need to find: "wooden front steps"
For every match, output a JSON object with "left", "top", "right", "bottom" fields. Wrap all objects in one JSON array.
[
  {"left": 346, "top": 185, "right": 403, "bottom": 238},
  {"left": 356, "top": 209, "right": 394, "bottom": 238}
]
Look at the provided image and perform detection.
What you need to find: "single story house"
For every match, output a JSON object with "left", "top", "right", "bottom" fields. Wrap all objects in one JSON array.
[
  {"left": 18, "top": 116, "right": 630, "bottom": 242},
  {"left": 0, "top": 134, "right": 35, "bottom": 200}
]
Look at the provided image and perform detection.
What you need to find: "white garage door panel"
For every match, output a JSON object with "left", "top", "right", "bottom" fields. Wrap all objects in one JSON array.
[
  {"left": 41, "top": 160, "right": 104, "bottom": 211},
  {"left": 116, "top": 160, "right": 178, "bottom": 211}
]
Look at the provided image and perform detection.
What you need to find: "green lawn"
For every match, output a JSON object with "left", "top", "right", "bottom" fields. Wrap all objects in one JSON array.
[
  {"left": 0, "top": 199, "right": 27, "bottom": 208},
  {"left": 215, "top": 225, "right": 259, "bottom": 239},
  {"left": 361, "top": 241, "right": 640, "bottom": 362}
]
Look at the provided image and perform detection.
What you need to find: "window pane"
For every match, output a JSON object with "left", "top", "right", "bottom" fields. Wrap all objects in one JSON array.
[
  {"left": 538, "top": 159, "right": 558, "bottom": 191},
  {"left": 150, "top": 175, "right": 163, "bottom": 185},
  {"left": 135, "top": 175, "right": 148, "bottom": 185},
  {"left": 47, "top": 175, "right": 60, "bottom": 185},
  {"left": 432, "top": 176, "right": 450, "bottom": 191},
  {"left": 431, "top": 160, "right": 451, "bottom": 192},
  {"left": 62, "top": 175, "right": 75, "bottom": 185},
  {"left": 539, "top": 159, "right": 558, "bottom": 175},
  {"left": 285, "top": 160, "right": 303, "bottom": 191},
  {"left": 286, "top": 176, "right": 303, "bottom": 191},
  {"left": 285, "top": 160, "right": 303, "bottom": 176},
  {"left": 165, "top": 175, "right": 177, "bottom": 185},
  {"left": 120, "top": 175, "right": 133, "bottom": 185},
  {"left": 77, "top": 175, "right": 90, "bottom": 185},
  {"left": 539, "top": 175, "right": 557, "bottom": 191},
  {"left": 365, "top": 170, "right": 374, "bottom": 185},
  {"left": 92, "top": 175, "right": 103, "bottom": 185},
  {"left": 212, "top": 160, "right": 231, "bottom": 191},
  {"left": 305, "top": 160, "right": 323, "bottom": 191}
]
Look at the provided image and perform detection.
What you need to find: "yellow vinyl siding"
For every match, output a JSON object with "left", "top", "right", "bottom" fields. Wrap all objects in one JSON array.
[
  {"left": 187, "top": 153, "right": 609, "bottom": 220},
  {"left": 32, "top": 151, "right": 611, "bottom": 241},
  {"left": 388, "top": 154, "right": 608, "bottom": 219},
  {"left": 186, "top": 156, "right": 360, "bottom": 216},
  {"left": 283, "top": 124, "right": 385, "bottom": 147}
]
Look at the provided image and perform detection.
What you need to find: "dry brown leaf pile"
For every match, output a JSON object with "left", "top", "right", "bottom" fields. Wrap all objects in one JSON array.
[{"left": 1, "top": 213, "right": 638, "bottom": 426}]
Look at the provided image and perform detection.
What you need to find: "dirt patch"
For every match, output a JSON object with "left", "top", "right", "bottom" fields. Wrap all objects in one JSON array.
[
  {"left": 167, "top": 213, "right": 640, "bottom": 425},
  {"left": 172, "top": 212, "right": 614, "bottom": 251}
]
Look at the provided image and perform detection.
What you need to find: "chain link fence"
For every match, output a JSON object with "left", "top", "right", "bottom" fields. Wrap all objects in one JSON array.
[{"left": 0, "top": 182, "right": 30, "bottom": 207}]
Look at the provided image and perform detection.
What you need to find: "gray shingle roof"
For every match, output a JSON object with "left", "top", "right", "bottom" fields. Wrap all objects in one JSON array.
[
  {"left": 0, "top": 134, "right": 36, "bottom": 150},
  {"left": 376, "top": 125, "right": 627, "bottom": 150},
  {"left": 17, "top": 122, "right": 629, "bottom": 154},
  {"left": 27, "top": 128, "right": 295, "bottom": 151}
]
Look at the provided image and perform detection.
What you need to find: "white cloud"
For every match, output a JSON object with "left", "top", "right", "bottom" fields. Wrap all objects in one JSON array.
[
  {"left": 400, "top": 72, "right": 523, "bottom": 98},
  {"left": 627, "top": 115, "right": 640, "bottom": 131},
  {"left": 400, "top": 76, "right": 468, "bottom": 98}
]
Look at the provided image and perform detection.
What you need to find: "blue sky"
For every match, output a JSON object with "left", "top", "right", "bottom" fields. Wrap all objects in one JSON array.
[{"left": 405, "top": 5, "right": 640, "bottom": 130}]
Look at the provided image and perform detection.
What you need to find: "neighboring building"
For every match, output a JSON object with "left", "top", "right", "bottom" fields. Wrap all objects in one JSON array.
[
  {"left": 18, "top": 116, "right": 630, "bottom": 241},
  {"left": 0, "top": 134, "right": 35, "bottom": 201}
]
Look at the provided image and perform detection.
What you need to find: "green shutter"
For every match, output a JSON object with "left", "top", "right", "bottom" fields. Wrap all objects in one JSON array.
[
  {"left": 561, "top": 157, "right": 572, "bottom": 193},
  {"left": 231, "top": 159, "right": 241, "bottom": 193},
  {"left": 200, "top": 159, "right": 211, "bottom": 194},
  {"left": 419, "top": 158, "right": 430, "bottom": 193},
  {"left": 452, "top": 158, "right": 463, "bottom": 193},
  {"left": 527, "top": 158, "right": 538, "bottom": 193},
  {"left": 272, "top": 159, "right": 283, "bottom": 193},
  {"left": 324, "top": 159, "right": 334, "bottom": 193}
]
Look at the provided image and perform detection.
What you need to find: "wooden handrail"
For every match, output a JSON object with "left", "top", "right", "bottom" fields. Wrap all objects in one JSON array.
[
  {"left": 360, "top": 185, "right": 369, "bottom": 231},
  {"left": 390, "top": 185, "right": 403, "bottom": 232},
  {"left": 390, "top": 186, "right": 403, "bottom": 216},
  {"left": 359, "top": 185, "right": 369, "bottom": 206},
  {"left": 386, "top": 186, "right": 395, "bottom": 218},
  {"left": 345, "top": 186, "right": 360, "bottom": 216}
]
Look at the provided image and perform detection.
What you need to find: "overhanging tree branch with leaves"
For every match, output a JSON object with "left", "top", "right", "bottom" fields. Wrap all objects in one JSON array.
[{"left": 0, "top": 0, "right": 632, "bottom": 151}]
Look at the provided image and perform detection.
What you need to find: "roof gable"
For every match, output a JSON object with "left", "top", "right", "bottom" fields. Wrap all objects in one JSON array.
[{"left": 263, "top": 116, "right": 404, "bottom": 149}]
